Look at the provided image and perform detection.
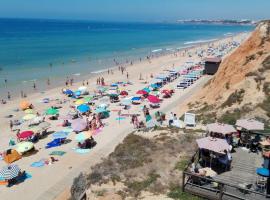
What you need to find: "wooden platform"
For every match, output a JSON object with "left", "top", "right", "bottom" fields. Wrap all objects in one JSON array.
[{"left": 183, "top": 148, "right": 269, "bottom": 200}]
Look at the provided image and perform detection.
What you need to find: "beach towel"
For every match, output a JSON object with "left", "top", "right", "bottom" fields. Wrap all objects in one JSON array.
[
  {"left": 93, "top": 128, "right": 102, "bottom": 136},
  {"left": 46, "top": 138, "right": 64, "bottom": 149},
  {"left": 115, "top": 117, "right": 126, "bottom": 121},
  {"left": 75, "top": 148, "right": 90, "bottom": 154},
  {"left": 31, "top": 161, "right": 45, "bottom": 168},
  {"left": 49, "top": 151, "right": 66, "bottom": 156}
]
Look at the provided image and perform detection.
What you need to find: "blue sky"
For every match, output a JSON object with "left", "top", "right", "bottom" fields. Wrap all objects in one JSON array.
[{"left": 0, "top": 0, "right": 269, "bottom": 22}]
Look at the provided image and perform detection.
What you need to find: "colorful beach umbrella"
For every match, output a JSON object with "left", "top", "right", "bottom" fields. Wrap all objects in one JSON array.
[
  {"left": 0, "top": 165, "right": 21, "bottom": 180},
  {"left": 84, "top": 96, "right": 94, "bottom": 103},
  {"left": 120, "top": 91, "right": 128, "bottom": 96},
  {"left": 45, "top": 108, "right": 59, "bottom": 115},
  {"left": 136, "top": 90, "right": 148, "bottom": 95},
  {"left": 143, "top": 87, "right": 151, "bottom": 93},
  {"left": 16, "top": 141, "right": 34, "bottom": 154},
  {"left": 23, "top": 114, "right": 37, "bottom": 121},
  {"left": 64, "top": 89, "right": 73, "bottom": 96},
  {"left": 75, "top": 99, "right": 85, "bottom": 105},
  {"left": 72, "top": 118, "right": 87, "bottom": 132},
  {"left": 20, "top": 100, "right": 31, "bottom": 110},
  {"left": 77, "top": 104, "right": 90, "bottom": 113},
  {"left": 18, "top": 131, "right": 34, "bottom": 139},
  {"left": 131, "top": 96, "right": 141, "bottom": 101},
  {"left": 147, "top": 95, "right": 160, "bottom": 103},
  {"left": 74, "top": 91, "right": 81, "bottom": 96},
  {"left": 75, "top": 131, "right": 92, "bottom": 142},
  {"left": 95, "top": 107, "right": 107, "bottom": 113}
]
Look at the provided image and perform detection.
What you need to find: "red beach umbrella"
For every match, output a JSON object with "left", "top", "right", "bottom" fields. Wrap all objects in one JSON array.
[
  {"left": 136, "top": 90, "right": 148, "bottom": 95},
  {"left": 18, "top": 131, "right": 34, "bottom": 139},
  {"left": 147, "top": 95, "right": 160, "bottom": 103},
  {"left": 120, "top": 91, "right": 128, "bottom": 96}
]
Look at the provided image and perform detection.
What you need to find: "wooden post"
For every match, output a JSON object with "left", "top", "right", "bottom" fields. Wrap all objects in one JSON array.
[
  {"left": 182, "top": 172, "right": 186, "bottom": 192},
  {"left": 219, "top": 183, "right": 224, "bottom": 200}
]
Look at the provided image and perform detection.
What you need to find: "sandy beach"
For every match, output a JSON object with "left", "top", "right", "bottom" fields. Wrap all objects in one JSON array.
[{"left": 0, "top": 33, "right": 248, "bottom": 200}]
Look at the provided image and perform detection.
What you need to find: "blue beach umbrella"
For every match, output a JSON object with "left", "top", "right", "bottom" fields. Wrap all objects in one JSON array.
[
  {"left": 65, "top": 89, "right": 73, "bottom": 95},
  {"left": 77, "top": 104, "right": 90, "bottom": 113},
  {"left": 0, "top": 165, "right": 20, "bottom": 180},
  {"left": 143, "top": 88, "right": 151, "bottom": 93},
  {"left": 74, "top": 91, "right": 81, "bottom": 96},
  {"left": 131, "top": 96, "right": 141, "bottom": 101},
  {"left": 95, "top": 107, "right": 107, "bottom": 113}
]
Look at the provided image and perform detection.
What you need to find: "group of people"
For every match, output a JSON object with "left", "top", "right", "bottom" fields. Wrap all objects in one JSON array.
[{"left": 96, "top": 77, "right": 105, "bottom": 85}]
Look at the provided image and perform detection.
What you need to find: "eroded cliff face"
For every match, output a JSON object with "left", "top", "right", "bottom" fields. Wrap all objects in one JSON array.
[{"left": 189, "top": 21, "right": 270, "bottom": 124}]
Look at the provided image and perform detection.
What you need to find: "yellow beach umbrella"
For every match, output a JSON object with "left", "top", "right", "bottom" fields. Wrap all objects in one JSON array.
[
  {"left": 75, "top": 99, "right": 85, "bottom": 105},
  {"left": 23, "top": 114, "right": 37, "bottom": 121},
  {"left": 24, "top": 109, "right": 34, "bottom": 114},
  {"left": 16, "top": 142, "right": 34, "bottom": 154}
]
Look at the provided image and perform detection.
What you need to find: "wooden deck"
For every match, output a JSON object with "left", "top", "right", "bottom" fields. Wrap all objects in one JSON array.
[{"left": 183, "top": 148, "right": 269, "bottom": 200}]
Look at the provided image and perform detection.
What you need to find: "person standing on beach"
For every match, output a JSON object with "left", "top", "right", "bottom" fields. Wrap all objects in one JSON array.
[
  {"left": 47, "top": 78, "right": 50, "bottom": 86},
  {"left": 126, "top": 72, "right": 129, "bottom": 80},
  {"left": 86, "top": 80, "right": 89, "bottom": 86},
  {"left": 4, "top": 78, "right": 7, "bottom": 88},
  {"left": 82, "top": 80, "right": 85, "bottom": 86},
  {"left": 9, "top": 120, "right": 13, "bottom": 131},
  {"left": 33, "top": 82, "right": 36, "bottom": 90},
  {"left": 7, "top": 91, "right": 11, "bottom": 100},
  {"left": 20, "top": 90, "right": 24, "bottom": 98}
]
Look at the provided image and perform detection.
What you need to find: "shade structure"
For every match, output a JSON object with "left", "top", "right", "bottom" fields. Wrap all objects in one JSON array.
[
  {"left": 131, "top": 96, "right": 141, "bottom": 101},
  {"left": 45, "top": 108, "right": 59, "bottom": 115},
  {"left": 20, "top": 100, "right": 31, "bottom": 110},
  {"left": 18, "top": 131, "right": 34, "bottom": 139},
  {"left": 24, "top": 109, "right": 34, "bottom": 114},
  {"left": 23, "top": 114, "right": 37, "bottom": 121},
  {"left": 236, "top": 119, "right": 264, "bottom": 131},
  {"left": 84, "top": 96, "right": 94, "bottom": 103},
  {"left": 143, "top": 87, "right": 151, "bottom": 93},
  {"left": 75, "top": 131, "right": 92, "bottom": 142},
  {"left": 122, "top": 98, "right": 132, "bottom": 105},
  {"left": 206, "top": 123, "right": 236, "bottom": 135},
  {"left": 196, "top": 137, "right": 230, "bottom": 154},
  {"left": 77, "top": 104, "right": 90, "bottom": 113},
  {"left": 147, "top": 95, "right": 160, "bottom": 103},
  {"left": 78, "top": 86, "right": 87, "bottom": 91},
  {"left": 136, "top": 90, "right": 148, "bottom": 95},
  {"left": 52, "top": 131, "right": 69, "bottom": 139},
  {"left": 75, "top": 99, "right": 85, "bottom": 105},
  {"left": 98, "top": 103, "right": 108, "bottom": 109},
  {"left": 16, "top": 141, "right": 34, "bottom": 154},
  {"left": 0, "top": 165, "right": 21, "bottom": 180},
  {"left": 72, "top": 118, "right": 87, "bottom": 132},
  {"left": 64, "top": 89, "right": 73, "bottom": 95},
  {"left": 95, "top": 107, "right": 107, "bottom": 113},
  {"left": 256, "top": 168, "right": 270, "bottom": 177},
  {"left": 29, "top": 116, "right": 44, "bottom": 125},
  {"left": 3, "top": 150, "right": 22, "bottom": 164},
  {"left": 120, "top": 91, "right": 128, "bottom": 96}
]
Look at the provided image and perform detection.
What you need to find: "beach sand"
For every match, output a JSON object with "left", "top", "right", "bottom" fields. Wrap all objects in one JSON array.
[{"left": 0, "top": 33, "right": 248, "bottom": 200}]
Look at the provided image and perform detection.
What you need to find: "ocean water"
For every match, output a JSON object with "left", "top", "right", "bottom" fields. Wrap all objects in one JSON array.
[{"left": 0, "top": 18, "right": 254, "bottom": 98}]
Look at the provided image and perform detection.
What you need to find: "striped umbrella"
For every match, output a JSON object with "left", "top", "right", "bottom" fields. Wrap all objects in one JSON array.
[{"left": 0, "top": 165, "right": 20, "bottom": 180}]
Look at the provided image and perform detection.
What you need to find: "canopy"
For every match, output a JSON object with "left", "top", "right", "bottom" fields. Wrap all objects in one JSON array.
[
  {"left": 122, "top": 98, "right": 132, "bottom": 106},
  {"left": 3, "top": 150, "right": 22, "bottom": 164},
  {"left": 20, "top": 100, "right": 31, "bottom": 110},
  {"left": 95, "top": 107, "right": 107, "bottom": 113},
  {"left": 64, "top": 89, "right": 73, "bottom": 95},
  {"left": 77, "top": 104, "right": 90, "bottom": 113},
  {"left": 45, "top": 108, "right": 59, "bottom": 115},
  {"left": 120, "top": 91, "right": 128, "bottom": 96},
  {"left": 16, "top": 141, "right": 34, "bottom": 154},
  {"left": 147, "top": 95, "right": 160, "bottom": 103},
  {"left": 72, "top": 118, "right": 87, "bottom": 132},
  {"left": 143, "top": 88, "right": 151, "bottom": 93},
  {"left": 236, "top": 119, "right": 264, "bottom": 131},
  {"left": 256, "top": 168, "right": 270, "bottom": 177},
  {"left": 18, "top": 131, "right": 34, "bottom": 139},
  {"left": 206, "top": 123, "right": 236, "bottom": 135},
  {"left": 23, "top": 114, "right": 37, "bottom": 121},
  {"left": 0, "top": 165, "right": 21, "bottom": 180},
  {"left": 84, "top": 96, "right": 94, "bottom": 103},
  {"left": 136, "top": 90, "right": 148, "bottom": 95},
  {"left": 75, "top": 99, "right": 85, "bottom": 105},
  {"left": 196, "top": 137, "right": 230, "bottom": 154},
  {"left": 78, "top": 86, "right": 87, "bottom": 91},
  {"left": 74, "top": 91, "right": 81, "bottom": 96},
  {"left": 131, "top": 96, "right": 141, "bottom": 101},
  {"left": 75, "top": 131, "right": 92, "bottom": 142}
]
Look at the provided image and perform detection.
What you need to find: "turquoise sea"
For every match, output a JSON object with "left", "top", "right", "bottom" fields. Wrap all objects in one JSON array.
[{"left": 0, "top": 18, "right": 254, "bottom": 98}]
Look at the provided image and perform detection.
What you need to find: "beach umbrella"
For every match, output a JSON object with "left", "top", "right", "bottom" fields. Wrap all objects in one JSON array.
[
  {"left": 75, "top": 99, "right": 85, "bottom": 105},
  {"left": 122, "top": 98, "right": 132, "bottom": 106},
  {"left": 147, "top": 95, "right": 160, "bottom": 103},
  {"left": 84, "top": 96, "right": 94, "bottom": 103},
  {"left": 24, "top": 109, "right": 34, "bottom": 114},
  {"left": 16, "top": 141, "right": 34, "bottom": 154},
  {"left": 111, "top": 83, "right": 118, "bottom": 87},
  {"left": 95, "top": 107, "right": 107, "bottom": 113},
  {"left": 45, "top": 108, "right": 59, "bottom": 115},
  {"left": 0, "top": 165, "right": 20, "bottom": 180},
  {"left": 52, "top": 131, "right": 69, "bottom": 139},
  {"left": 37, "top": 122, "right": 51, "bottom": 130},
  {"left": 120, "top": 91, "right": 128, "bottom": 96},
  {"left": 236, "top": 119, "right": 264, "bottom": 131},
  {"left": 29, "top": 116, "right": 44, "bottom": 125},
  {"left": 18, "top": 130, "right": 34, "bottom": 139},
  {"left": 196, "top": 137, "right": 230, "bottom": 154},
  {"left": 136, "top": 90, "right": 148, "bottom": 95},
  {"left": 97, "top": 86, "right": 107, "bottom": 93},
  {"left": 64, "top": 89, "right": 73, "bottom": 96},
  {"left": 131, "top": 96, "right": 141, "bottom": 101},
  {"left": 71, "top": 118, "right": 87, "bottom": 132},
  {"left": 77, "top": 104, "right": 90, "bottom": 113},
  {"left": 42, "top": 98, "right": 50, "bottom": 103},
  {"left": 78, "top": 86, "right": 87, "bottom": 91},
  {"left": 23, "top": 114, "right": 37, "bottom": 121},
  {"left": 98, "top": 103, "right": 108, "bottom": 109},
  {"left": 20, "top": 100, "right": 31, "bottom": 110},
  {"left": 206, "top": 123, "right": 236, "bottom": 135},
  {"left": 75, "top": 131, "right": 92, "bottom": 142},
  {"left": 143, "top": 87, "right": 151, "bottom": 93},
  {"left": 74, "top": 91, "right": 81, "bottom": 96}
]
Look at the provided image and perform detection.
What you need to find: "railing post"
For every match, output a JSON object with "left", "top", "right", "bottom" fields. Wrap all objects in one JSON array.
[
  {"left": 219, "top": 183, "right": 224, "bottom": 200},
  {"left": 182, "top": 172, "right": 185, "bottom": 192}
]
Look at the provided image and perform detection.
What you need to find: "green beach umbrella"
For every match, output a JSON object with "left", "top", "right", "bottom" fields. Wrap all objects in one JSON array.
[
  {"left": 84, "top": 96, "right": 94, "bottom": 103},
  {"left": 45, "top": 108, "right": 59, "bottom": 115}
]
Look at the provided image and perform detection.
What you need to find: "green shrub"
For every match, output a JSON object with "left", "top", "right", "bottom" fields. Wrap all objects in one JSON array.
[
  {"left": 221, "top": 89, "right": 245, "bottom": 108},
  {"left": 167, "top": 185, "right": 203, "bottom": 200},
  {"left": 175, "top": 158, "right": 189, "bottom": 171}
]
